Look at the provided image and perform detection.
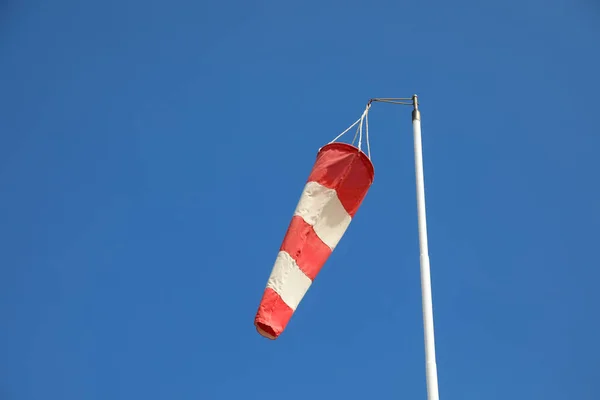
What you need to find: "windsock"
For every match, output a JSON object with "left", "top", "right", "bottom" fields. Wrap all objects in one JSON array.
[{"left": 254, "top": 142, "right": 375, "bottom": 339}]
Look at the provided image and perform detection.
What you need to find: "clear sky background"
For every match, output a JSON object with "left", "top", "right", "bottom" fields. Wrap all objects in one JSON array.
[{"left": 1, "top": 0, "right": 599, "bottom": 399}]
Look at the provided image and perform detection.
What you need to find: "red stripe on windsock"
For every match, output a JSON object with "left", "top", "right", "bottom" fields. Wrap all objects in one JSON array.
[
  {"left": 280, "top": 216, "right": 332, "bottom": 280},
  {"left": 307, "top": 143, "right": 375, "bottom": 217},
  {"left": 255, "top": 143, "right": 374, "bottom": 340},
  {"left": 255, "top": 288, "right": 294, "bottom": 340}
]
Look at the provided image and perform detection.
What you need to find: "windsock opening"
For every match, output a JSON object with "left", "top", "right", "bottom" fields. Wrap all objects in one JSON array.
[
  {"left": 316, "top": 142, "right": 374, "bottom": 183},
  {"left": 255, "top": 322, "right": 277, "bottom": 340}
]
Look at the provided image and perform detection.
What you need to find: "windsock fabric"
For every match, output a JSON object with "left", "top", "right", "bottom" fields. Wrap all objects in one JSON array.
[{"left": 254, "top": 142, "right": 375, "bottom": 339}]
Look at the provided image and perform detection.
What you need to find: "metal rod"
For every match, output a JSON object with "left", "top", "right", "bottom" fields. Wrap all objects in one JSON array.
[
  {"left": 370, "top": 98, "right": 413, "bottom": 105},
  {"left": 379, "top": 100, "right": 413, "bottom": 105},
  {"left": 411, "top": 94, "right": 440, "bottom": 400},
  {"left": 373, "top": 97, "right": 413, "bottom": 101}
]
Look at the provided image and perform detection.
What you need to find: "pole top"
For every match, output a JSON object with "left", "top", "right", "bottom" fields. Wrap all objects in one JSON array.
[
  {"left": 412, "top": 94, "right": 421, "bottom": 121},
  {"left": 367, "top": 96, "right": 420, "bottom": 120}
]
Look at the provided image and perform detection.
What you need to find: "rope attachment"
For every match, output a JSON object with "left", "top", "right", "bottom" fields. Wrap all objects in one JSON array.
[{"left": 328, "top": 102, "right": 372, "bottom": 159}]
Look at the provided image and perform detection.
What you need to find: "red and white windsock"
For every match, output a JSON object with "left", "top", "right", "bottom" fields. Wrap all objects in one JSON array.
[{"left": 254, "top": 142, "right": 375, "bottom": 339}]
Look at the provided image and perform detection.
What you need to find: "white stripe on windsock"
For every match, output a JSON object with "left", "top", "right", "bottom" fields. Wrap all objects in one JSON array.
[
  {"left": 266, "top": 251, "right": 313, "bottom": 311},
  {"left": 293, "top": 181, "right": 352, "bottom": 250}
]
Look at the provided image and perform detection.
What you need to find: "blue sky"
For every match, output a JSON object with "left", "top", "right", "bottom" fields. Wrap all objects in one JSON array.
[{"left": 1, "top": 0, "right": 599, "bottom": 399}]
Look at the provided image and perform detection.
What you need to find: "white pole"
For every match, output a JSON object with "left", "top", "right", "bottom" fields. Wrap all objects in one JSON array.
[{"left": 412, "top": 94, "right": 440, "bottom": 400}]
